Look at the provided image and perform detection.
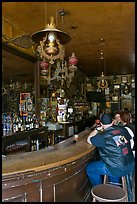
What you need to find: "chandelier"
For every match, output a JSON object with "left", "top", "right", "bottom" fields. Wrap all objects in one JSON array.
[{"left": 31, "top": 16, "right": 78, "bottom": 86}]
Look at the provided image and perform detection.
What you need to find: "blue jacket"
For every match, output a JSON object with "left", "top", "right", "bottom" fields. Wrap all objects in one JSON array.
[{"left": 90, "top": 125, "right": 135, "bottom": 176}]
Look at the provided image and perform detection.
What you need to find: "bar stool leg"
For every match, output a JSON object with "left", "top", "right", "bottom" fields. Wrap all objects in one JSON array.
[
  {"left": 103, "top": 175, "right": 128, "bottom": 202},
  {"left": 122, "top": 176, "right": 128, "bottom": 202},
  {"left": 92, "top": 197, "right": 96, "bottom": 202},
  {"left": 103, "top": 174, "right": 107, "bottom": 184}
]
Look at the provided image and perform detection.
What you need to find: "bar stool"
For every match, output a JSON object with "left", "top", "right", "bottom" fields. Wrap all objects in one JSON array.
[
  {"left": 91, "top": 184, "right": 127, "bottom": 202},
  {"left": 103, "top": 175, "right": 128, "bottom": 202}
]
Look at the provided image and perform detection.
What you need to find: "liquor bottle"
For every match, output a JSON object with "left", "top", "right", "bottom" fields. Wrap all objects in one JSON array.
[
  {"left": 15, "top": 117, "right": 19, "bottom": 133},
  {"left": 36, "top": 139, "right": 39, "bottom": 151},
  {"left": 30, "top": 117, "right": 34, "bottom": 129},
  {"left": 18, "top": 117, "right": 21, "bottom": 132},
  {"left": 32, "top": 114, "right": 36, "bottom": 129},
  {"left": 62, "top": 112, "right": 67, "bottom": 122},
  {"left": 12, "top": 117, "right": 17, "bottom": 133},
  {"left": 41, "top": 113, "right": 46, "bottom": 127},
  {"left": 6, "top": 115, "right": 11, "bottom": 135},
  {"left": 31, "top": 140, "right": 34, "bottom": 151},
  {"left": 26, "top": 116, "right": 30, "bottom": 131},
  {"left": 33, "top": 140, "right": 37, "bottom": 151},
  {"left": 35, "top": 119, "right": 39, "bottom": 129},
  {"left": 23, "top": 116, "right": 27, "bottom": 131},
  {"left": 21, "top": 117, "right": 24, "bottom": 132},
  {"left": 3, "top": 115, "right": 7, "bottom": 136},
  {"left": 9, "top": 114, "right": 13, "bottom": 134},
  {"left": 38, "top": 138, "right": 43, "bottom": 149},
  {"left": 28, "top": 116, "right": 31, "bottom": 129}
]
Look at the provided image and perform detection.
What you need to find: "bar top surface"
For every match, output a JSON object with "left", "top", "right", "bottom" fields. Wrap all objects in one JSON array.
[{"left": 2, "top": 130, "right": 95, "bottom": 175}]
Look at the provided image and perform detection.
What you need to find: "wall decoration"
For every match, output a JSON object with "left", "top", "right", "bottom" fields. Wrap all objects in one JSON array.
[
  {"left": 121, "top": 76, "right": 128, "bottom": 84},
  {"left": 19, "top": 93, "right": 30, "bottom": 116},
  {"left": 121, "top": 84, "right": 131, "bottom": 95}
]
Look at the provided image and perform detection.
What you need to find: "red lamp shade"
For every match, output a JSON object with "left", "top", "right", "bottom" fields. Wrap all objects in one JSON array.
[
  {"left": 69, "top": 52, "right": 78, "bottom": 66},
  {"left": 40, "top": 61, "right": 49, "bottom": 69},
  {"left": 40, "top": 61, "right": 49, "bottom": 75}
]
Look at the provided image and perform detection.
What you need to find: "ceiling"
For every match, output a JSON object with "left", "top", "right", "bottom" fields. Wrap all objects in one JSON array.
[{"left": 2, "top": 2, "right": 135, "bottom": 84}]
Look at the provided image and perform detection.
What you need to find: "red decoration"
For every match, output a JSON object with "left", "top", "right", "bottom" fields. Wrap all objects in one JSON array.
[
  {"left": 69, "top": 53, "right": 78, "bottom": 66},
  {"left": 40, "top": 61, "right": 49, "bottom": 69}
]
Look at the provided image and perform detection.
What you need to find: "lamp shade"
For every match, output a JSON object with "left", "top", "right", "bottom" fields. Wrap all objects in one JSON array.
[
  {"left": 31, "top": 17, "right": 71, "bottom": 62},
  {"left": 40, "top": 61, "right": 49, "bottom": 69},
  {"left": 69, "top": 53, "right": 78, "bottom": 65},
  {"left": 31, "top": 27, "right": 71, "bottom": 45}
]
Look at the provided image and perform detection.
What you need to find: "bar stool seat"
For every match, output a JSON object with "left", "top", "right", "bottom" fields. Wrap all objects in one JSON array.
[
  {"left": 91, "top": 184, "right": 127, "bottom": 202},
  {"left": 103, "top": 175, "right": 128, "bottom": 201}
]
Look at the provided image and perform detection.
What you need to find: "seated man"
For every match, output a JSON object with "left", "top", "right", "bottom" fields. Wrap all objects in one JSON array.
[{"left": 86, "top": 113, "right": 135, "bottom": 188}]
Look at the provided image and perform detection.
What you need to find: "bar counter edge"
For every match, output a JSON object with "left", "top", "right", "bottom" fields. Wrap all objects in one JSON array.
[{"left": 2, "top": 129, "right": 96, "bottom": 202}]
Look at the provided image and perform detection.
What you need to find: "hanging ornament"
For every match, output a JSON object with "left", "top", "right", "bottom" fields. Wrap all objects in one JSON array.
[
  {"left": 40, "top": 60, "right": 49, "bottom": 76},
  {"left": 97, "top": 39, "right": 108, "bottom": 90},
  {"left": 98, "top": 72, "right": 108, "bottom": 89},
  {"left": 68, "top": 52, "right": 78, "bottom": 72}
]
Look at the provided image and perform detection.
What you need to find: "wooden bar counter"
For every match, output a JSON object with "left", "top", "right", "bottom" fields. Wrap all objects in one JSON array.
[{"left": 2, "top": 129, "right": 96, "bottom": 202}]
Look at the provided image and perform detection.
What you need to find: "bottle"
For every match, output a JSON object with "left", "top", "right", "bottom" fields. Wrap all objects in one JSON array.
[
  {"left": 41, "top": 113, "right": 46, "bottom": 127},
  {"left": 18, "top": 117, "right": 21, "bottom": 132},
  {"left": 28, "top": 116, "right": 31, "bottom": 129},
  {"left": 32, "top": 114, "right": 36, "bottom": 128},
  {"left": 35, "top": 119, "right": 39, "bottom": 129},
  {"left": 26, "top": 116, "right": 30, "bottom": 131},
  {"left": 30, "top": 117, "right": 34, "bottom": 129},
  {"left": 33, "top": 140, "right": 37, "bottom": 151},
  {"left": 23, "top": 116, "right": 27, "bottom": 131},
  {"left": 31, "top": 140, "right": 34, "bottom": 151},
  {"left": 3, "top": 116, "right": 7, "bottom": 136},
  {"left": 36, "top": 139, "right": 39, "bottom": 151},
  {"left": 6, "top": 115, "right": 11, "bottom": 135},
  {"left": 63, "top": 112, "right": 67, "bottom": 122},
  {"left": 21, "top": 117, "right": 24, "bottom": 132},
  {"left": 31, "top": 140, "right": 37, "bottom": 151},
  {"left": 12, "top": 117, "right": 17, "bottom": 133},
  {"left": 15, "top": 117, "right": 19, "bottom": 133}
]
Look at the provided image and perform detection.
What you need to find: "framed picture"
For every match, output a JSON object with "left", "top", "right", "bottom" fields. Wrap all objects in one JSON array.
[
  {"left": 19, "top": 93, "right": 30, "bottom": 116},
  {"left": 113, "top": 84, "right": 121, "bottom": 98},
  {"left": 114, "top": 84, "right": 120, "bottom": 89},
  {"left": 121, "top": 76, "right": 128, "bottom": 83}
]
